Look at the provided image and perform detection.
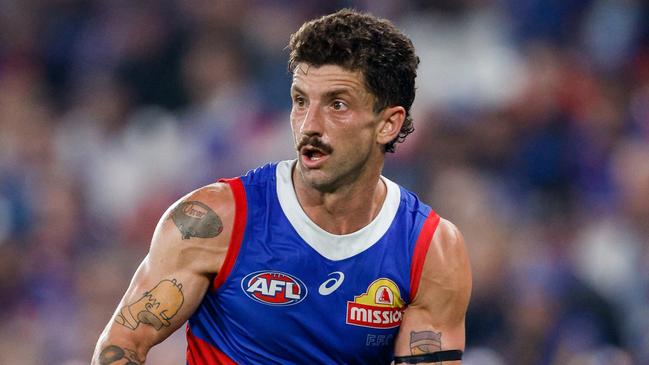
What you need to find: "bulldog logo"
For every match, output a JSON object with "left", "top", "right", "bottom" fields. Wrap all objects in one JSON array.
[{"left": 346, "top": 278, "right": 405, "bottom": 329}]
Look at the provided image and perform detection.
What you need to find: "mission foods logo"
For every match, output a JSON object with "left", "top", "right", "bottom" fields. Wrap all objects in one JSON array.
[
  {"left": 241, "top": 271, "right": 307, "bottom": 306},
  {"left": 346, "top": 278, "right": 405, "bottom": 329}
]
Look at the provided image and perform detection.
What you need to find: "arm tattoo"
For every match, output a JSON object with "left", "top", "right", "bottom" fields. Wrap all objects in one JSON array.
[
  {"left": 171, "top": 201, "right": 223, "bottom": 240},
  {"left": 395, "top": 331, "right": 462, "bottom": 364},
  {"left": 115, "top": 279, "right": 184, "bottom": 331},
  {"left": 410, "top": 330, "right": 442, "bottom": 355},
  {"left": 99, "top": 345, "right": 142, "bottom": 365}
]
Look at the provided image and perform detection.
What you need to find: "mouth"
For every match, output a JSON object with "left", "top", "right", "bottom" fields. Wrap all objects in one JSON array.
[
  {"left": 301, "top": 146, "right": 326, "bottom": 160},
  {"left": 299, "top": 145, "right": 331, "bottom": 168}
]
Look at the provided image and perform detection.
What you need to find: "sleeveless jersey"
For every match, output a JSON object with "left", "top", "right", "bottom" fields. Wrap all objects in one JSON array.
[{"left": 186, "top": 160, "right": 440, "bottom": 365}]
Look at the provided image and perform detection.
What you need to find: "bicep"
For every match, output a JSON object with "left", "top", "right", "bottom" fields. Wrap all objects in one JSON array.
[{"left": 393, "top": 219, "right": 472, "bottom": 363}]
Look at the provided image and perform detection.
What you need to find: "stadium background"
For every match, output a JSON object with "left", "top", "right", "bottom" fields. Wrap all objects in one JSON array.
[{"left": 0, "top": 1, "right": 648, "bottom": 364}]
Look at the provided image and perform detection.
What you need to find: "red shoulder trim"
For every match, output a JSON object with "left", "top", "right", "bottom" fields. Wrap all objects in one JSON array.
[
  {"left": 211, "top": 177, "right": 247, "bottom": 291},
  {"left": 409, "top": 211, "right": 441, "bottom": 302},
  {"left": 186, "top": 325, "right": 238, "bottom": 365}
]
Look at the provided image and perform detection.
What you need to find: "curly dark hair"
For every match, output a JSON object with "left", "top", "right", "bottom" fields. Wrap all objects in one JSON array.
[{"left": 288, "top": 9, "right": 419, "bottom": 153}]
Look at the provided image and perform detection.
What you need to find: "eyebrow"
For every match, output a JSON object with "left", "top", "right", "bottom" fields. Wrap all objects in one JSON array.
[
  {"left": 290, "top": 85, "right": 354, "bottom": 100},
  {"left": 291, "top": 85, "right": 306, "bottom": 96},
  {"left": 323, "top": 88, "right": 353, "bottom": 100}
]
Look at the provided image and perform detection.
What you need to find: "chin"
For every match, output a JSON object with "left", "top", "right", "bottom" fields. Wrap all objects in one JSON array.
[{"left": 296, "top": 165, "right": 338, "bottom": 192}]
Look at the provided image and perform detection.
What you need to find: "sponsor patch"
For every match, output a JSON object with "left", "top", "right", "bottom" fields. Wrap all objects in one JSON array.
[
  {"left": 241, "top": 271, "right": 307, "bottom": 306},
  {"left": 346, "top": 278, "right": 405, "bottom": 329}
]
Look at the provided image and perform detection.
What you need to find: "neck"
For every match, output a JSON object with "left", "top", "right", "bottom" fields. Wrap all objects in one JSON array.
[{"left": 292, "top": 162, "right": 387, "bottom": 235}]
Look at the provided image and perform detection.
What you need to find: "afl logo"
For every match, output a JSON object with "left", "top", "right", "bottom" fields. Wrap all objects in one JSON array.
[{"left": 241, "top": 271, "right": 308, "bottom": 306}]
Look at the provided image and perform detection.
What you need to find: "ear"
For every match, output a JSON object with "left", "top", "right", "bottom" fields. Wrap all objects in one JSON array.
[{"left": 376, "top": 106, "right": 406, "bottom": 146}]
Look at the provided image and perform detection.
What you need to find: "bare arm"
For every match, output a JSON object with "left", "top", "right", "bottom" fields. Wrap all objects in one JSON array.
[
  {"left": 91, "top": 183, "right": 235, "bottom": 364},
  {"left": 394, "top": 218, "right": 472, "bottom": 364}
]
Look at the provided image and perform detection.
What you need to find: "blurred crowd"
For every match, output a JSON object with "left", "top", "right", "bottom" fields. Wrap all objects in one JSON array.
[{"left": 0, "top": 0, "right": 648, "bottom": 364}]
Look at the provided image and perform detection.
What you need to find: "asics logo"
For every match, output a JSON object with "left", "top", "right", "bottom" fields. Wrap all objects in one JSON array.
[{"left": 319, "top": 271, "right": 345, "bottom": 295}]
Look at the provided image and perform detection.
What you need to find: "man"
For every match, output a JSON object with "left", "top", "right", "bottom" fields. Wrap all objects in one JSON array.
[{"left": 92, "top": 9, "right": 471, "bottom": 365}]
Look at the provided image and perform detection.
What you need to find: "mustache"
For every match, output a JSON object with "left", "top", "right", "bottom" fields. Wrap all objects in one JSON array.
[{"left": 297, "top": 135, "right": 333, "bottom": 154}]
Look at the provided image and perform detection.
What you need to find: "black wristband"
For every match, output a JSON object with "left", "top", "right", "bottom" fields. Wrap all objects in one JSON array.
[{"left": 393, "top": 350, "right": 463, "bottom": 363}]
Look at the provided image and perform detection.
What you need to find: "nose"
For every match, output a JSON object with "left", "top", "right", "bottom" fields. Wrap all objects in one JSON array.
[{"left": 300, "top": 103, "right": 323, "bottom": 137}]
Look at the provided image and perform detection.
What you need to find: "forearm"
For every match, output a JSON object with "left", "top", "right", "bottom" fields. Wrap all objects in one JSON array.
[
  {"left": 92, "top": 325, "right": 149, "bottom": 365},
  {"left": 91, "top": 275, "right": 190, "bottom": 365},
  {"left": 91, "top": 276, "right": 193, "bottom": 364}
]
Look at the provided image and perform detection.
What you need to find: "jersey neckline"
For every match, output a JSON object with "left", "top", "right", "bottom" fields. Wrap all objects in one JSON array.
[{"left": 275, "top": 160, "right": 401, "bottom": 261}]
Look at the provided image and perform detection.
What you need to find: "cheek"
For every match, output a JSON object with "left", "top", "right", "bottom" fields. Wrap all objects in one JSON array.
[
  {"left": 289, "top": 110, "right": 297, "bottom": 128},
  {"left": 335, "top": 127, "right": 372, "bottom": 153},
  {"left": 289, "top": 114, "right": 301, "bottom": 138},
  {"left": 290, "top": 108, "right": 309, "bottom": 131}
]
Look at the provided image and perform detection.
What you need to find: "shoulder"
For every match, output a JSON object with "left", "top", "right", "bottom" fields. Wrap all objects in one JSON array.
[
  {"left": 174, "top": 181, "right": 237, "bottom": 218},
  {"left": 412, "top": 217, "right": 472, "bottom": 319},
  {"left": 428, "top": 218, "right": 468, "bottom": 268},
  {"left": 148, "top": 181, "right": 238, "bottom": 276},
  {"left": 163, "top": 181, "right": 237, "bottom": 237}
]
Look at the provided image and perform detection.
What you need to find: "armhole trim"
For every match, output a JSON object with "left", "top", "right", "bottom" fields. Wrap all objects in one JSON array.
[
  {"left": 409, "top": 211, "right": 441, "bottom": 302},
  {"left": 211, "top": 177, "right": 247, "bottom": 291},
  {"left": 186, "top": 325, "right": 238, "bottom": 365}
]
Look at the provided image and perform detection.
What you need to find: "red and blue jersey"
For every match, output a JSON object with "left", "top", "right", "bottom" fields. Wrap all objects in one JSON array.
[{"left": 187, "top": 160, "right": 440, "bottom": 365}]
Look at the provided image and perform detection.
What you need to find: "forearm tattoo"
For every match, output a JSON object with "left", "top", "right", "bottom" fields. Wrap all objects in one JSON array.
[
  {"left": 115, "top": 279, "right": 184, "bottom": 331},
  {"left": 410, "top": 330, "right": 442, "bottom": 355},
  {"left": 99, "top": 345, "right": 142, "bottom": 365},
  {"left": 170, "top": 200, "right": 223, "bottom": 240}
]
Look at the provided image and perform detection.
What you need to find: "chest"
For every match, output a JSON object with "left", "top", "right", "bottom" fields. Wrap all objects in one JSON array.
[{"left": 211, "top": 228, "right": 413, "bottom": 363}]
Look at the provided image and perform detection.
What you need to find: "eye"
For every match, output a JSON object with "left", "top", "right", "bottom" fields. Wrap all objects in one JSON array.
[
  {"left": 293, "top": 95, "right": 306, "bottom": 108},
  {"left": 332, "top": 100, "right": 347, "bottom": 111}
]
